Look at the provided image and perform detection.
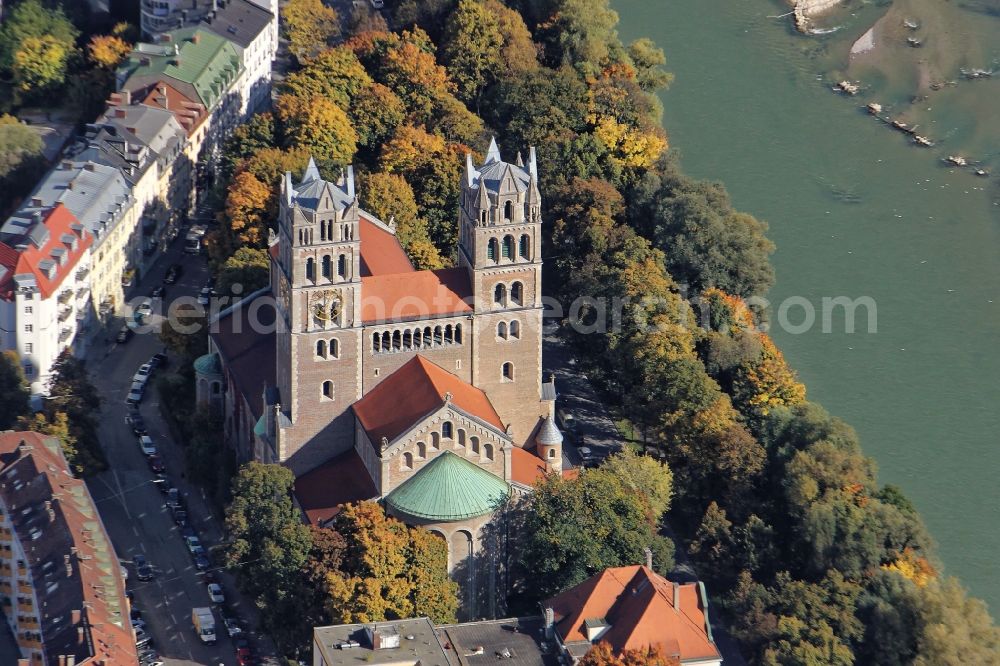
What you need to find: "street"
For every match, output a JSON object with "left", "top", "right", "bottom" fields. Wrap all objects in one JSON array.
[{"left": 84, "top": 235, "right": 276, "bottom": 666}]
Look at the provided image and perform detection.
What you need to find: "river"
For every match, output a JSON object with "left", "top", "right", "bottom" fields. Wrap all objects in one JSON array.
[{"left": 613, "top": 0, "right": 1000, "bottom": 610}]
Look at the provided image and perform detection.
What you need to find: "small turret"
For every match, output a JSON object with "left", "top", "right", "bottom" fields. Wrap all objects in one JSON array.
[{"left": 536, "top": 416, "right": 563, "bottom": 474}]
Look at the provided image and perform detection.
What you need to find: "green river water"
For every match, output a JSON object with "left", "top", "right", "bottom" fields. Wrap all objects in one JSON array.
[{"left": 613, "top": 0, "right": 1000, "bottom": 610}]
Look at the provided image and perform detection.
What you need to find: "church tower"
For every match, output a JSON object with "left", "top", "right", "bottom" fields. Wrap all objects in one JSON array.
[
  {"left": 458, "top": 139, "right": 544, "bottom": 446},
  {"left": 271, "top": 158, "right": 364, "bottom": 470}
]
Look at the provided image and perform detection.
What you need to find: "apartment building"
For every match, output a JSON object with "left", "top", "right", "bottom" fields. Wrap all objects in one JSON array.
[
  {"left": 0, "top": 206, "right": 93, "bottom": 395},
  {"left": 0, "top": 431, "right": 136, "bottom": 666}
]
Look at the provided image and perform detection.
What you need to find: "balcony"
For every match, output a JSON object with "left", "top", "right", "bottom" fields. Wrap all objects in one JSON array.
[
  {"left": 58, "top": 328, "right": 73, "bottom": 343},
  {"left": 75, "top": 266, "right": 89, "bottom": 281},
  {"left": 57, "top": 290, "right": 73, "bottom": 305},
  {"left": 58, "top": 306, "right": 73, "bottom": 323}
]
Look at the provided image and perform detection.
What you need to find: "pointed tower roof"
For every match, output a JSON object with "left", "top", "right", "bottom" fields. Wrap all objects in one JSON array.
[
  {"left": 301, "top": 156, "right": 321, "bottom": 182},
  {"left": 536, "top": 416, "right": 563, "bottom": 446},
  {"left": 485, "top": 136, "right": 502, "bottom": 163},
  {"left": 384, "top": 451, "right": 511, "bottom": 522}
]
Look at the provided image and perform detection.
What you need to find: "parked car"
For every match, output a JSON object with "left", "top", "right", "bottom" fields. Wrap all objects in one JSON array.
[
  {"left": 147, "top": 455, "right": 165, "bottom": 474},
  {"left": 126, "top": 410, "right": 147, "bottom": 436},
  {"left": 120, "top": 564, "right": 128, "bottom": 581},
  {"left": 150, "top": 285, "right": 166, "bottom": 298},
  {"left": 164, "top": 264, "right": 182, "bottom": 284},
  {"left": 186, "top": 535, "right": 203, "bottom": 554},
  {"left": 370, "top": 0, "right": 384, "bottom": 7},
  {"left": 131, "top": 617, "right": 147, "bottom": 630},
  {"left": 135, "top": 635, "right": 153, "bottom": 649},
  {"left": 193, "top": 553, "right": 211, "bottom": 571},
  {"left": 134, "top": 298, "right": 153, "bottom": 322},
  {"left": 166, "top": 487, "right": 181, "bottom": 510},
  {"left": 139, "top": 435, "right": 157, "bottom": 456},
  {"left": 149, "top": 352, "right": 168, "bottom": 369},
  {"left": 207, "top": 583, "right": 225, "bottom": 604},
  {"left": 181, "top": 525, "right": 197, "bottom": 540},
  {"left": 172, "top": 508, "right": 188, "bottom": 527},
  {"left": 197, "top": 287, "right": 212, "bottom": 307},
  {"left": 235, "top": 638, "right": 252, "bottom": 666},
  {"left": 126, "top": 382, "right": 144, "bottom": 405},
  {"left": 223, "top": 616, "right": 243, "bottom": 637},
  {"left": 133, "top": 363, "right": 153, "bottom": 385},
  {"left": 117, "top": 325, "right": 134, "bottom": 344},
  {"left": 133, "top": 555, "right": 154, "bottom": 582},
  {"left": 152, "top": 478, "right": 169, "bottom": 493}
]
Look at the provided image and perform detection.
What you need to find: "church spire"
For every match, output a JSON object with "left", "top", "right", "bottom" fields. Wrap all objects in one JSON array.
[
  {"left": 302, "top": 156, "right": 321, "bottom": 182},
  {"left": 485, "top": 136, "right": 502, "bottom": 163}
]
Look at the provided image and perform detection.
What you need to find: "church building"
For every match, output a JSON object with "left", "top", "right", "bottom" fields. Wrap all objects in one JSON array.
[{"left": 197, "top": 140, "right": 566, "bottom": 614}]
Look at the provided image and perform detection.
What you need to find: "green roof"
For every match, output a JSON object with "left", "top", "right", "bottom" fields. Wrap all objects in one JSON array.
[
  {"left": 193, "top": 352, "right": 223, "bottom": 377},
  {"left": 384, "top": 452, "right": 510, "bottom": 522},
  {"left": 119, "top": 27, "right": 243, "bottom": 108},
  {"left": 253, "top": 414, "right": 267, "bottom": 438}
]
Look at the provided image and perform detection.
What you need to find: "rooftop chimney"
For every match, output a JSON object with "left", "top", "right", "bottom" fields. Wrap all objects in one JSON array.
[
  {"left": 543, "top": 607, "right": 555, "bottom": 639},
  {"left": 32, "top": 197, "right": 43, "bottom": 207},
  {"left": 160, "top": 34, "right": 172, "bottom": 43},
  {"left": 191, "top": 33, "right": 201, "bottom": 44},
  {"left": 644, "top": 547, "right": 653, "bottom": 570},
  {"left": 115, "top": 108, "right": 127, "bottom": 119},
  {"left": 672, "top": 582, "right": 680, "bottom": 612}
]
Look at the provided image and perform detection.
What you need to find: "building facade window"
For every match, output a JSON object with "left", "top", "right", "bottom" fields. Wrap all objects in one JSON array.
[
  {"left": 510, "top": 320, "right": 521, "bottom": 339},
  {"left": 519, "top": 234, "right": 530, "bottom": 259},
  {"left": 402, "top": 452, "right": 413, "bottom": 470},
  {"left": 338, "top": 254, "right": 347, "bottom": 278},
  {"left": 442, "top": 421, "right": 453, "bottom": 439},
  {"left": 511, "top": 281, "right": 523, "bottom": 305},
  {"left": 497, "top": 322, "right": 507, "bottom": 339},
  {"left": 502, "top": 235, "right": 514, "bottom": 259},
  {"left": 322, "top": 255, "right": 332, "bottom": 279},
  {"left": 493, "top": 284, "right": 506, "bottom": 306},
  {"left": 502, "top": 362, "right": 514, "bottom": 381},
  {"left": 484, "top": 443, "right": 494, "bottom": 460},
  {"left": 24, "top": 325, "right": 32, "bottom": 333},
  {"left": 487, "top": 237, "right": 498, "bottom": 262},
  {"left": 329, "top": 338, "right": 339, "bottom": 358},
  {"left": 24, "top": 344, "right": 32, "bottom": 354},
  {"left": 322, "top": 380, "right": 334, "bottom": 400},
  {"left": 317, "top": 340, "right": 327, "bottom": 358}
]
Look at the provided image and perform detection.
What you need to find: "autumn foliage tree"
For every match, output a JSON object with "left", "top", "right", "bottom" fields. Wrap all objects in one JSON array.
[
  {"left": 276, "top": 94, "right": 358, "bottom": 166},
  {"left": 324, "top": 502, "right": 458, "bottom": 624},
  {"left": 359, "top": 172, "right": 443, "bottom": 269},
  {"left": 225, "top": 171, "right": 271, "bottom": 248},
  {"left": 88, "top": 35, "right": 131, "bottom": 69},
  {"left": 579, "top": 642, "right": 680, "bottom": 666},
  {"left": 283, "top": 0, "right": 340, "bottom": 62}
]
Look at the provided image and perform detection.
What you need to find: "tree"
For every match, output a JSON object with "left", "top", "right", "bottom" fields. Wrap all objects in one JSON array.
[
  {"left": 224, "top": 171, "right": 272, "bottom": 247},
  {"left": 88, "top": 34, "right": 131, "bottom": 69},
  {"left": 276, "top": 94, "right": 358, "bottom": 166},
  {"left": 731, "top": 333, "right": 806, "bottom": 421},
  {"left": 593, "top": 449, "right": 673, "bottom": 519},
  {"left": 282, "top": 0, "right": 340, "bottom": 62},
  {"left": 0, "top": 351, "right": 30, "bottom": 429},
  {"left": 41, "top": 352, "right": 106, "bottom": 476},
  {"left": 159, "top": 305, "right": 208, "bottom": 362},
  {"left": 579, "top": 642, "right": 679, "bottom": 666},
  {"left": 427, "top": 93, "right": 485, "bottom": 145},
  {"left": 484, "top": 0, "right": 539, "bottom": 77},
  {"left": 440, "top": 0, "right": 504, "bottom": 104},
  {"left": 628, "top": 38, "right": 673, "bottom": 91},
  {"left": 13, "top": 35, "right": 72, "bottom": 95},
  {"left": 533, "top": 0, "right": 623, "bottom": 76},
  {"left": 282, "top": 47, "right": 373, "bottom": 109},
  {"left": 324, "top": 502, "right": 458, "bottom": 624},
  {"left": 216, "top": 247, "right": 271, "bottom": 296},
  {"left": 349, "top": 83, "right": 406, "bottom": 149},
  {"left": 220, "top": 112, "right": 275, "bottom": 179},
  {"left": 515, "top": 467, "right": 674, "bottom": 604},
  {"left": 914, "top": 578, "right": 1000, "bottom": 665},
  {"left": 0, "top": 0, "right": 78, "bottom": 73},
  {"left": 379, "top": 39, "right": 453, "bottom": 121},
  {"left": 17, "top": 411, "right": 78, "bottom": 468},
  {"left": 359, "top": 172, "right": 443, "bottom": 268},
  {"left": 225, "top": 463, "right": 314, "bottom": 639}
]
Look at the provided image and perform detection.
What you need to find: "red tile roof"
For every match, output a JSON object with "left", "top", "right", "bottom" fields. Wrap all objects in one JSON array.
[
  {"left": 0, "top": 431, "right": 137, "bottom": 666},
  {"left": 353, "top": 356, "right": 505, "bottom": 446},
  {"left": 137, "top": 80, "right": 208, "bottom": 136},
  {"left": 510, "top": 445, "right": 551, "bottom": 487},
  {"left": 0, "top": 204, "right": 92, "bottom": 300},
  {"left": 294, "top": 450, "right": 378, "bottom": 525},
  {"left": 359, "top": 213, "right": 414, "bottom": 276},
  {"left": 360, "top": 267, "right": 473, "bottom": 324},
  {"left": 545, "top": 566, "right": 720, "bottom": 662}
]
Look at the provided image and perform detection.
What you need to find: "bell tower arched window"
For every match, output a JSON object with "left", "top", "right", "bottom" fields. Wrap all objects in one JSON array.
[
  {"left": 519, "top": 234, "right": 530, "bottom": 259},
  {"left": 306, "top": 257, "right": 315, "bottom": 281},
  {"left": 337, "top": 254, "right": 346, "bottom": 278},
  {"left": 493, "top": 283, "right": 506, "bottom": 306},
  {"left": 487, "top": 238, "right": 499, "bottom": 262},
  {"left": 322, "top": 255, "right": 332, "bottom": 279},
  {"left": 511, "top": 281, "right": 523, "bottom": 305},
  {"left": 502, "top": 235, "right": 514, "bottom": 259},
  {"left": 504, "top": 200, "right": 513, "bottom": 221}
]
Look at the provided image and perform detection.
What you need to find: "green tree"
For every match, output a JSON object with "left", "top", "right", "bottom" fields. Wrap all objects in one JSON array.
[
  {"left": 533, "top": 0, "right": 623, "bottom": 76},
  {"left": 225, "top": 463, "right": 314, "bottom": 641},
  {"left": 593, "top": 448, "right": 673, "bottom": 519},
  {"left": 0, "top": 0, "right": 78, "bottom": 73},
  {"left": 349, "top": 83, "right": 406, "bottom": 149},
  {"left": 515, "top": 467, "right": 675, "bottom": 603},
  {"left": 914, "top": 578, "right": 1000, "bottom": 665},
  {"left": 0, "top": 350, "right": 30, "bottom": 429},
  {"left": 283, "top": 0, "right": 340, "bottom": 62},
  {"left": 276, "top": 94, "right": 358, "bottom": 166},
  {"left": 13, "top": 35, "right": 72, "bottom": 96},
  {"left": 359, "top": 172, "right": 443, "bottom": 268},
  {"left": 220, "top": 112, "right": 275, "bottom": 179},
  {"left": 0, "top": 114, "right": 46, "bottom": 213},
  {"left": 216, "top": 247, "right": 270, "bottom": 296},
  {"left": 42, "top": 352, "right": 106, "bottom": 476},
  {"left": 440, "top": 0, "right": 504, "bottom": 104},
  {"left": 282, "top": 47, "right": 373, "bottom": 109},
  {"left": 324, "top": 502, "right": 458, "bottom": 624},
  {"left": 18, "top": 411, "right": 80, "bottom": 473},
  {"left": 627, "top": 37, "right": 673, "bottom": 91},
  {"left": 159, "top": 305, "right": 208, "bottom": 362}
]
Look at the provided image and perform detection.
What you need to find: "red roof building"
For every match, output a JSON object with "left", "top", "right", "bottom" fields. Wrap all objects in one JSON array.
[
  {"left": 0, "top": 431, "right": 137, "bottom": 666},
  {"left": 543, "top": 566, "right": 722, "bottom": 665}
]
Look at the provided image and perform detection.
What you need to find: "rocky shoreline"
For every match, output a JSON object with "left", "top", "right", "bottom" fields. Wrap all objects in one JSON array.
[{"left": 790, "top": 0, "right": 843, "bottom": 33}]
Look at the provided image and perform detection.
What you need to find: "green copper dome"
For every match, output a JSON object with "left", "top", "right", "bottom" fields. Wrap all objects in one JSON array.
[
  {"left": 193, "top": 352, "right": 223, "bottom": 378},
  {"left": 384, "top": 451, "right": 510, "bottom": 522}
]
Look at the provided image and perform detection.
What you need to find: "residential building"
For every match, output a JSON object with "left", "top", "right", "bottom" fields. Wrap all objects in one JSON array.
[
  {"left": 8, "top": 160, "right": 137, "bottom": 329},
  {"left": 200, "top": 0, "right": 277, "bottom": 116},
  {"left": 199, "top": 141, "right": 563, "bottom": 617},
  {"left": 0, "top": 205, "right": 93, "bottom": 395},
  {"left": 140, "top": 0, "right": 277, "bottom": 42},
  {"left": 71, "top": 102, "right": 189, "bottom": 268},
  {"left": 313, "top": 616, "right": 553, "bottom": 666},
  {"left": 0, "top": 431, "right": 136, "bottom": 666},
  {"left": 117, "top": 27, "right": 245, "bottom": 168},
  {"left": 542, "top": 565, "right": 723, "bottom": 666}
]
